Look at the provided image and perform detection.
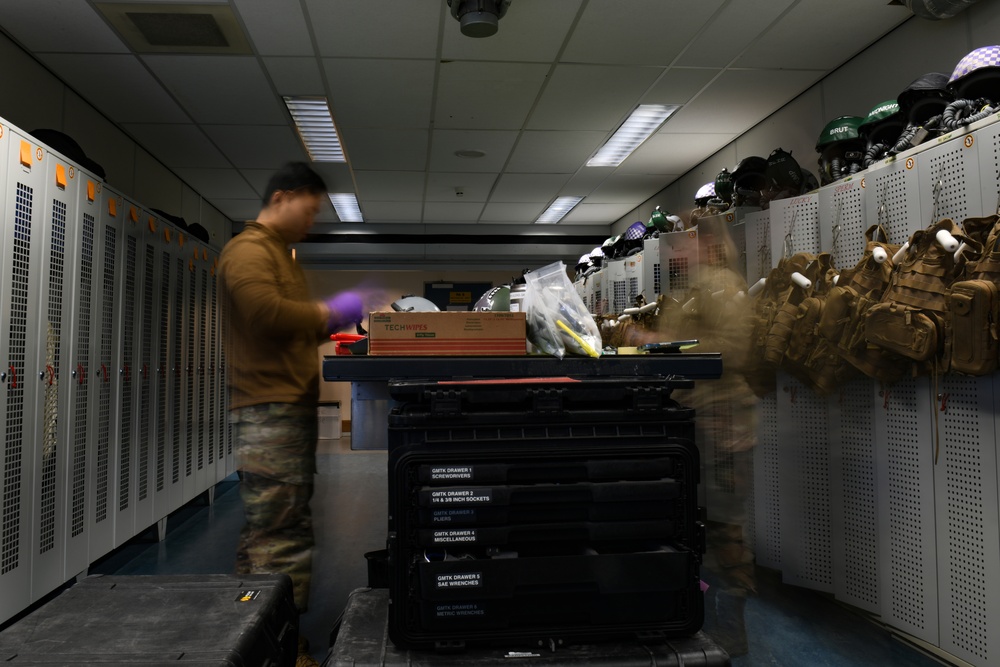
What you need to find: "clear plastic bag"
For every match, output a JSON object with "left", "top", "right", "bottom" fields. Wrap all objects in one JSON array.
[{"left": 523, "top": 261, "right": 602, "bottom": 358}]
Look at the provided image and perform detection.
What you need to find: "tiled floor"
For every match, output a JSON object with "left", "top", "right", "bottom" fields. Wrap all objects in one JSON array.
[{"left": 94, "top": 436, "right": 942, "bottom": 666}]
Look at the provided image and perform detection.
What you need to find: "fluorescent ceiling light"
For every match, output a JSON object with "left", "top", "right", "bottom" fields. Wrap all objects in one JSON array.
[
  {"left": 586, "top": 104, "right": 680, "bottom": 168},
  {"left": 329, "top": 194, "right": 363, "bottom": 222},
  {"left": 535, "top": 196, "right": 584, "bottom": 224},
  {"left": 283, "top": 96, "right": 345, "bottom": 162}
]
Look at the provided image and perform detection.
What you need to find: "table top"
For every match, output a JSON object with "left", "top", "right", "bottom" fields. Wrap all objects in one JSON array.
[{"left": 322, "top": 353, "right": 723, "bottom": 382}]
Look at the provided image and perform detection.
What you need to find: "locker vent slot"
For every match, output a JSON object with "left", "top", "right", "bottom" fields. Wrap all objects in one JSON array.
[
  {"left": 222, "top": 307, "right": 231, "bottom": 458},
  {"left": 96, "top": 224, "right": 116, "bottom": 523},
  {"left": 885, "top": 379, "right": 927, "bottom": 631},
  {"left": 198, "top": 268, "right": 207, "bottom": 470},
  {"left": 594, "top": 288, "right": 602, "bottom": 316},
  {"left": 840, "top": 378, "right": 879, "bottom": 608},
  {"left": 793, "top": 383, "right": 832, "bottom": 586},
  {"left": 138, "top": 243, "right": 155, "bottom": 502},
  {"left": 40, "top": 199, "right": 67, "bottom": 554},
  {"left": 613, "top": 279, "right": 626, "bottom": 315},
  {"left": 829, "top": 187, "right": 866, "bottom": 267},
  {"left": 627, "top": 276, "right": 638, "bottom": 306},
  {"left": 668, "top": 257, "right": 689, "bottom": 293},
  {"left": 186, "top": 263, "right": 195, "bottom": 478},
  {"left": 927, "top": 148, "right": 969, "bottom": 223},
  {"left": 172, "top": 258, "right": 183, "bottom": 485},
  {"left": 875, "top": 170, "right": 918, "bottom": 243},
  {"left": 760, "top": 393, "right": 781, "bottom": 568},
  {"left": 941, "top": 377, "right": 988, "bottom": 660},
  {"left": 72, "top": 214, "right": 95, "bottom": 537},
  {"left": 707, "top": 242, "right": 726, "bottom": 267},
  {"left": 156, "top": 252, "right": 171, "bottom": 492},
  {"left": 119, "top": 235, "right": 137, "bottom": 512},
  {"left": 652, "top": 263, "right": 661, "bottom": 296},
  {"left": 209, "top": 272, "right": 218, "bottom": 464},
  {"left": 3, "top": 182, "right": 32, "bottom": 574}
]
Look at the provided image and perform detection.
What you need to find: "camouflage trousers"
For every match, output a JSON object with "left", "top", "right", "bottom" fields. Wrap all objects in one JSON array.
[{"left": 231, "top": 403, "right": 317, "bottom": 613}]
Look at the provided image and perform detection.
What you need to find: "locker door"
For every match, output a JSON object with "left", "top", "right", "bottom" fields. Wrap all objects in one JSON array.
[
  {"left": 63, "top": 172, "right": 100, "bottom": 581},
  {"left": 976, "top": 118, "right": 1000, "bottom": 217},
  {"left": 168, "top": 236, "right": 186, "bottom": 512},
  {"left": 658, "top": 229, "right": 699, "bottom": 299},
  {"left": 132, "top": 211, "right": 158, "bottom": 532},
  {"left": 152, "top": 220, "right": 174, "bottom": 520},
  {"left": 742, "top": 210, "right": 771, "bottom": 281},
  {"left": 623, "top": 253, "right": 642, "bottom": 309},
  {"left": 88, "top": 187, "right": 122, "bottom": 561},
  {"left": 192, "top": 243, "right": 209, "bottom": 493},
  {"left": 604, "top": 258, "right": 627, "bottom": 315},
  {"left": 915, "top": 125, "right": 983, "bottom": 224},
  {"left": 818, "top": 177, "right": 868, "bottom": 267},
  {"left": 641, "top": 237, "right": 660, "bottom": 300},
  {"left": 205, "top": 250, "right": 224, "bottom": 483},
  {"left": 863, "top": 155, "right": 924, "bottom": 244},
  {"left": 769, "top": 194, "right": 820, "bottom": 257},
  {"left": 0, "top": 129, "right": 44, "bottom": 623},
  {"left": 220, "top": 268, "right": 234, "bottom": 476},
  {"left": 752, "top": 392, "right": 781, "bottom": 570},
  {"left": 29, "top": 150, "right": 79, "bottom": 601},
  {"left": 182, "top": 234, "right": 199, "bottom": 503}
]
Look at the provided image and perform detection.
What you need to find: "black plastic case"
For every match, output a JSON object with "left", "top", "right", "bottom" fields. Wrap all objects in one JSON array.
[
  {"left": 325, "top": 588, "right": 730, "bottom": 667},
  {"left": 0, "top": 574, "right": 297, "bottom": 666}
]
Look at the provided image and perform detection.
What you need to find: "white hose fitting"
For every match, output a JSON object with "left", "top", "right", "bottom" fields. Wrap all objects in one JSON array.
[
  {"left": 790, "top": 272, "right": 812, "bottom": 289},
  {"left": 954, "top": 241, "right": 969, "bottom": 263},
  {"left": 748, "top": 277, "right": 766, "bottom": 297},
  {"left": 892, "top": 241, "right": 910, "bottom": 265},
  {"left": 936, "top": 229, "right": 959, "bottom": 252},
  {"left": 872, "top": 246, "right": 888, "bottom": 264}
]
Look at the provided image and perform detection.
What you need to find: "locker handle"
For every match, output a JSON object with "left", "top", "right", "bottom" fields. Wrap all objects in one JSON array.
[
  {"left": 101, "top": 364, "right": 109, "bottom": 384},
  {"left": 77, "top": 364, "right": 86, "bottom": 385},
  {"left": 46, "top": 365, "right": 55, "bottom": 386},
  {"left": 8, "top": 365, "right": 16, "bottom": 389}
]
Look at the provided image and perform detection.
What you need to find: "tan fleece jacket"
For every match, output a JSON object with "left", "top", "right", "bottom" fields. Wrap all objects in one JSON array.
[{"left": 219, "top": 221, "right": 328, "bottom": 410}]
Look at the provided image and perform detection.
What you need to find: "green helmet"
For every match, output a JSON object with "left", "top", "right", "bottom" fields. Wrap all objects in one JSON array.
[
  {"left": 815, "top": 116, "right": 864, "bottom": 151},
  {"left": 859, "top": 100, "right": 904, "bottom": 139},
  {"left": 714, "top": 168, "right": 734, "bottom": 203},
  {"left": 473, "top": 285, "right": 510, "bottom": 311}
]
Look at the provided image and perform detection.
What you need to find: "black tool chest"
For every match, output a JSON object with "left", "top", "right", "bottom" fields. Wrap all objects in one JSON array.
[{"left": 385, "top": 376, "right": 704, "bottom": 651}]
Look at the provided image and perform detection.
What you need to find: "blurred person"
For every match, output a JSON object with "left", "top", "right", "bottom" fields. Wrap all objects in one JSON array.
[{"left": 218, "top": 162, "right": 363, "bottom": 667}]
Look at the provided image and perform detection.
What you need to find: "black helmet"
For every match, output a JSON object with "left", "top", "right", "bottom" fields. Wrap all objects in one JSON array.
[
  {"left": 898, "top": 72, "right": 953, "bottom": 125},
  {"left": 714, "top": 168, "right": 734, "bottom": 205},
  {"left": 765, "top": 148, "right": 803, "bottom": 192},
  {"left": 731, "top": 156, "right": 767, "bottom": 206}
]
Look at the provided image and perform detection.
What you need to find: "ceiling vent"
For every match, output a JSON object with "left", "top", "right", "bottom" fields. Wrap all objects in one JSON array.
[{"left": 94, "top": 3, "right": 253, "bottom": 54}]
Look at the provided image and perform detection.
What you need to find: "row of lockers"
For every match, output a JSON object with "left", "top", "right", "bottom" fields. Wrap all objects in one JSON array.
[
  {"left": 0, "top": 117, "right": 232, "bottom": 626},
  {"left": 740, "top": 112, "right": 1000, "bottom": 667}
]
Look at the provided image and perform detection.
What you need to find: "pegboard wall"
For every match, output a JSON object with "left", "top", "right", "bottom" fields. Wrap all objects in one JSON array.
[
  {"left": 770, "top": 194, "right": 820, "bottom": 261},
  {"left": 0, "top": 116, "right": 228, "bottom": 626},
  {"left": 818, "top": 178, "right": 867, "bottom": 268},
  {"left": 743, "top": 210, "right": 771, "bottom": 283}
]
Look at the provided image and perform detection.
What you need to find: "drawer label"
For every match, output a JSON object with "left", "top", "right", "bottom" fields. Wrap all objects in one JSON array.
[
  {"left": 435, "top": 602, "right": 486, "bottom": 616},
  {"left": 433, "top": 529, "right": 477, "bottom": 543},
  {"left": 435, "top": 573, "right": 482, "bottom": 589},
  {"left": 430, "top": 466, "right": 474, "bottom": 481},
  {"left": 431, "top": 508, "right": 476, "bottom": 523},
  {"left": 429, "top": 488, "right": 492, "bottom": 504}
]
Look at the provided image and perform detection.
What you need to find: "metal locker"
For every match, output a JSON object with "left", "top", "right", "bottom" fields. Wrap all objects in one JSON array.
[
  {"left": 876, "top": 377, "right": 938, "bottom": 645},
  {"left": 167, "top": 225, "right": 188, "bottom": 513},
  {"left": 604, "top": 258, "right": 627, "bottom": 316},
  {"left": 88, "top": 185, "right": 123, "bottom": 561},
  {"left": 658, "top": 229, "right": 699, "bottom": 300},
  {"left": 916, "top": 125, "right": 984, "bottom": 224},
  {"left": 206, "top": 249, "right": 224, "bottom": 483},
  {"left": 975, "top": 118, "right": 1000, "bottom": 218},
  {"left": 151, "top": 218, "right": 175, "bottom": 520},
  {"left": 934, "top": 375, "right": 1000, "bottom": 665},
  {"left": 112, "top": 200, "right": 143, "bottom": 547},
  {"left": 590, "top": 269, "right": 605, "bottom": 317},
  {"left": 623, "top": 252, "right": 642, "bottom": 310},
  {"left": 817, "top": 177, "right": 869, "bottom": 268},
  {"left": 194, "top": 243, "right": 211, "bottom": 492},
  {"left": 752, "top": 391, "right": 781, "bottom": 570},
  {"left": 181, "top": 233, "right": 201, "bottom": 503},
  {"left": 29, "top": 149, "right": 81, "bottom": 601},
  {"left": 0, "top": 128, "right": 45, "bottom": 624},
  {"left": 776, "top": 374, "right": 834, "bottom": 593},
  {"left": 863, "top": 155, "right": 924, "bottom": 246},
  {"left": 221, "top": 271, "right": 234, "bottom": 477},
  {"left": 828, "top": 376, "right": 881, "bottom": 614},
  {"left": 742, "top": 210, "right": 771, "bottom": 281},
  {"left": 641, "top": 236, "right": 660, "bottom": 300},
  {"left": 769, "top": 194, "right": 820, "bottom": 258},
  {"left": 63, "top": 171, "right": 101, "bottom": 581}
]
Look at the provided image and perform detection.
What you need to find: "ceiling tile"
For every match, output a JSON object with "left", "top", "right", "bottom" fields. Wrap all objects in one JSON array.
[
  {"left": 527, "top": 64, "right": 664, "bottom": 131},
  {"left": 175, "top": 168, "right": 258, "bottom": 199},
  {"left": 1, "top": 1, "right": 128, "bottom": 53},
  {"left": 563, "top": 0, "right": 726, "bottom": 66},
  {"left": 39, "top": 54, "right": 189, "bottom": 124},
  {"left": 429, "top": 130, "right": 518, "bottom": 173},
  {"left": 480, "top": 203, "right": 546, "bottom": 223},
  {"left": 211, "top": 199, "right": 263, "bottom": 222},
  {"left": 561, "top": 203, "right": 634, "bottom": 224},
  {"left": 675, "top": 0, "right": 797, "bottom": 68},
  {"left": 506, "top": 131, "right": 607, "bottom": 173},
  {"left": 238, "top": 169, "right": 274, "bottom": 198},
  {"left": 562, "top": 168, "right": 614, "bottom": 197},
  {"left": 617, "top": 132, "right": 733, "bottom": 175},
  {"left": 143, "top": 55, "right": 286, "bottom": 125},
  {"left": 341, "top": 129, "right": 429, "bottom": 171},
  {"left": 361, "top": 201, "right": 423, "bottom": 223},
  {"left": 663, "top": 69, "right": 824, "bottom": 135},
  {"left": 435, "top": 61, "right": 550, "bottom": 130},
  {"left": 264, "top": 57, "right": 325, "bottom": 96},
  {"left": 490, "top": 174, "right": 572, "bottom": 203},
  {"left": 310, "top": 162, "right": 355, "bottom": 193},
  {"left": 123, "top": 124, "right": 230, "bottom": 169},
  {"left": 423, "top": 202, "right": 485, "bottom": 223},
  {"left": 233, "top": 0, "right": 313, "bottom": 56},
  {"left": 441, "top": 0, "right": 582, "bottom": 62},
  {"left": 736, "top": 0, "right": 910, "bottom": 71},
  {"left": 641, "top": 68, "right": 719, "bottom": 106},
  {"left": 355, "top": 171, "right": 426, "bottom": 201},
  {"left": 586, "top": 174, "right": 675, "bottom": 204},
  {"left": 203, "top": 125, "right": 307, "bottom": 169},
  {"left": 426, "top": 173, "right": 499, "bottom": 203},
  {"left": 325, "top": 59, "right": 435, "bottom": 129},
  {"left": 305, "top": 0, "right": 440, "bottom": 58}
]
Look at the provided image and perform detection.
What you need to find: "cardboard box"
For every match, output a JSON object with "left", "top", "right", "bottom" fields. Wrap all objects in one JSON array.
[{"left": 368, "top": 311, "right": 526, "bottom": 356}]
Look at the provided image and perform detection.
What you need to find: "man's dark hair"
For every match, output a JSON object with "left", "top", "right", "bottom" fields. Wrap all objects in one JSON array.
[{"left": 262, "top": 162, "right": 327, "bottom": 206}]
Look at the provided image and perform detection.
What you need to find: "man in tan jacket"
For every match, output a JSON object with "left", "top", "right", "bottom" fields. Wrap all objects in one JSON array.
[{"left": 218, "top": 162, "right": 362, "bottom": 666}]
